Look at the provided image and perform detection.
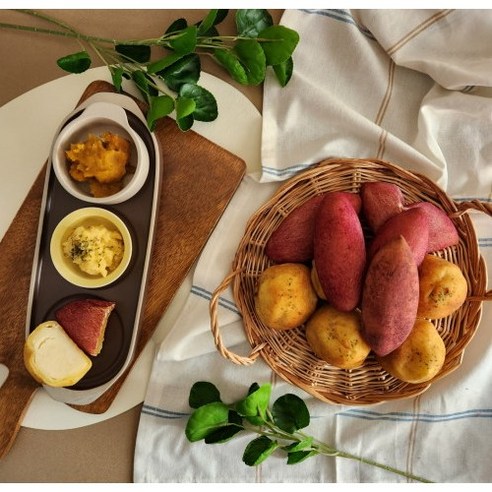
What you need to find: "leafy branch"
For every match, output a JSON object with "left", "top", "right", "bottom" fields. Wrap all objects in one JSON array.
[
  {"left": 185, "top": 381, "right": 433, "bottom": 482},
  {"left": 1, "top": 9, "right": 299, "bottom": 131}
]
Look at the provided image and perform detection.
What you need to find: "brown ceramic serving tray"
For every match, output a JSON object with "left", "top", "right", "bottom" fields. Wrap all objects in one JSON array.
[
  {"left": 26, "top": 93, "right": 160, "bottom": 401},
  {"left": 0, "top": 80, "right": 246, "bottom": 459}
]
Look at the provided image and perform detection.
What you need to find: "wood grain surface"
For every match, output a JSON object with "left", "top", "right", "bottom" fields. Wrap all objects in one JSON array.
[{"left": 0, "top": 80, "right": 246, "bottom": 458}]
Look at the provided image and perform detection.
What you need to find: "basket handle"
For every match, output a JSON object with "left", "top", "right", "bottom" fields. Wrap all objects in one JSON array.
[
  {"left": 451, "top": 199, "right": 492, "bottom": 218},
  {"left": 468, "top": 290, "right": 492, "bottom": 302},
  {"left": 209, "top": 269, "right": 266, "bottom": 366},
  {"left": 451, "top": 199, "right": 491, "bottom": 302}
]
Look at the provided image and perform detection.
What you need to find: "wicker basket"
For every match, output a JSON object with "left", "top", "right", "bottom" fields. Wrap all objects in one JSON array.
[{"left": 210, "top": 158, "right": 491, "bottom": 405}]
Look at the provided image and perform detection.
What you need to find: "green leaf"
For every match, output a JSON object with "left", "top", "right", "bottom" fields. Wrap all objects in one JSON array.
[
  {"left": 243, "top": 436, "right": 278, "bottom": 466},
  {"left": 236, "top": 9, "right": 273, "bottom": 38},
  {"left": 248, "top": 383, "right": 260, "bottom": 395},
  {"left": 146, "top": 95, "right": 174, "bottom": 130},
  {"left": 179, "top": 83, "right": 218, "bottom": 122},
  {"left": 57, "top": 51, "right": 91, "bottom": 74},
  {"left": 131, "top": 70, "right": 157, "bottom": 102},
  {"left": 235, "top": 39, "right": 266, "bottom": 86},
  {"left": 287, "top": 450, "right": 318, "bottom": 465},
  {"left": 189, "top": 381, "right": 222, "bottom": 409},
  {"left": 175, "top": 96, "right": 196, "bottom": 131},
  {"left": 110, "top": 66, "right": 124, "bottom": 91},
  {"left": 272, "top": 394, "right": 310, "bottom": 433},
  {"left": 213, "top": 49, "right": 248, "bottom": 85},
  {"left": 204, "top": 410, "right": 244, "bottom": 443},
  {"left": 177, "top": 114, "right": 194, "bottom": 131},
  {"left": 197, "top": 9, "right": 219, "bottom": 35},
  {"left": 131, "top": 70, "right": 148, "bottom": 100},
  {"left": 175, "top": 96, "right": 196, "bottom": 119},
  {"left": 147, "top": 52, "right": 185, "bottom": 74},
  {"left": 235, "top": 383, "right": 271, "bottom": 424},
  {"left": 213, "top": 9, "right": 229, "bottom": 26},
  {"left": 168, "top": 25, "right": 198, "bottom": 54},
  {"left": 158, "top": 53, "right": 201, "bottom": 92},
  {"left": 166, "top": 18, "right": 187, "bottom": 34},
  {"left": 228, "top": 409, "right": 243, "bottom": 427},
  {"left": 185, "top": 402, "right": 230, "bottom": 442},
  {"left": 259, "top": 25, "right": 300, "bottom": 66},
  {"left": 273, "top": 56, "right": 293, "bottom": 87},
  {"left": 115, "top": 44, "right": 151, "bottom": 63},
  {"left": 213, "top": 40, "right": 267, "bottom": 87},
  {"left": 282, "top": 437, "right": 314, "bottom": 453},
  {"left": 202, "top": 26, "right": 220, "bottom": 38},
  {"left": 204, "top": 424, "right": 243, "bottom": 444}
]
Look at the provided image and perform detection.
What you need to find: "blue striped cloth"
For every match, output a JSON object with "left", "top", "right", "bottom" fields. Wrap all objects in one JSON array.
[{"left": 134, "top": 9, "right": 492, "bottom": 482}]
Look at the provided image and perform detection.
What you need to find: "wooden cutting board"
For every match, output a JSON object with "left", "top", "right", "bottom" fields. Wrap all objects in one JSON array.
[{"left": 0, "top": 80, "right": 246, "bottom": 458}]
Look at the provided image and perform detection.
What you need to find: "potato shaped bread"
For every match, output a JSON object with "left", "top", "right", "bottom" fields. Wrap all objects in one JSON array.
[
  {"left": 306, "top": 304, "right": 371, "bottom": 369},
  {"left": 417, "top": 254, "right": 468, "bottom": 319},
  {"left": 361, "top": 236, "right": 419, "bottom": 356},
  {"left": 377, "top": 319, "right": 446, "bottom": 383},
  {"left": 24, "top": 321, "right": 92, "bottom": 387},
  {"left": 255, "top": 263, "right": 318, "bottom": 331}
]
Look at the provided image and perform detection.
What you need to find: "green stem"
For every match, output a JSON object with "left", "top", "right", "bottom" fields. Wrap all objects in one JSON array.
[
  {"left": 257, "top": 424, "right": 433, "bottom": 483},
  {"left": 195, "top": 42, "right": 232, "bottom": 51},
  {"left": 3, "top": 13, "right": 272, "bottom": 51},
  {"left": 15, "top": 8, "right": 78, "bottom": 33},
  {"left": 200, "top": 34, "right": 275, "bottom": 43},
  {"left": 330, "top": 448, "right": 433, "bottom": 483},
  {"left": 88, "top": 41, "right": 111, "bottom": 67},
  {"left": 0, "top": 21, "right": 116, "bottom": 44},
  {"left": 0, "top": 20, "right": 227, "bottom": 50}
]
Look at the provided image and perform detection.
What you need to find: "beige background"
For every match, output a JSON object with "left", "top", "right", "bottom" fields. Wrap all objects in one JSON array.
[{"left": 0, "top": 9, "right": 282, "bottom": 482}]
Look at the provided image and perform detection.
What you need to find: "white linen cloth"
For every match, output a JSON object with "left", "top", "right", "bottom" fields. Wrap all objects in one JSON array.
[{"left": 134, "top": 9, "right": 492, "bottom": 482}]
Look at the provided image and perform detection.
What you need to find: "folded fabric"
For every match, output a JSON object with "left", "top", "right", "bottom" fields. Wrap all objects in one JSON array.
[{"left": 134, "top": 9, "right": 492, "bottom": 483}]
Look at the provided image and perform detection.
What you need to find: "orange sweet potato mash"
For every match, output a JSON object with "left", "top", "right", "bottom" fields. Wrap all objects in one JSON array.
[{"left": 65, "top": 132, "right": 131, "bottom": 197}]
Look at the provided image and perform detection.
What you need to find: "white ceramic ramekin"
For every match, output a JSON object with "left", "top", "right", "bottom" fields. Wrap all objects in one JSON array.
[{"left": 51, "top": 101, "right": 149, "bottom": 204}]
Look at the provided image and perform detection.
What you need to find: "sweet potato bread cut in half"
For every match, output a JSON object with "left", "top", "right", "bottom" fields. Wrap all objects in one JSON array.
[
  {"left": 55, "top": 298, "right": 116, "bottom": 356},
  {"left": 24, "top": 321, "right": 92, "bottom": 387}
]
